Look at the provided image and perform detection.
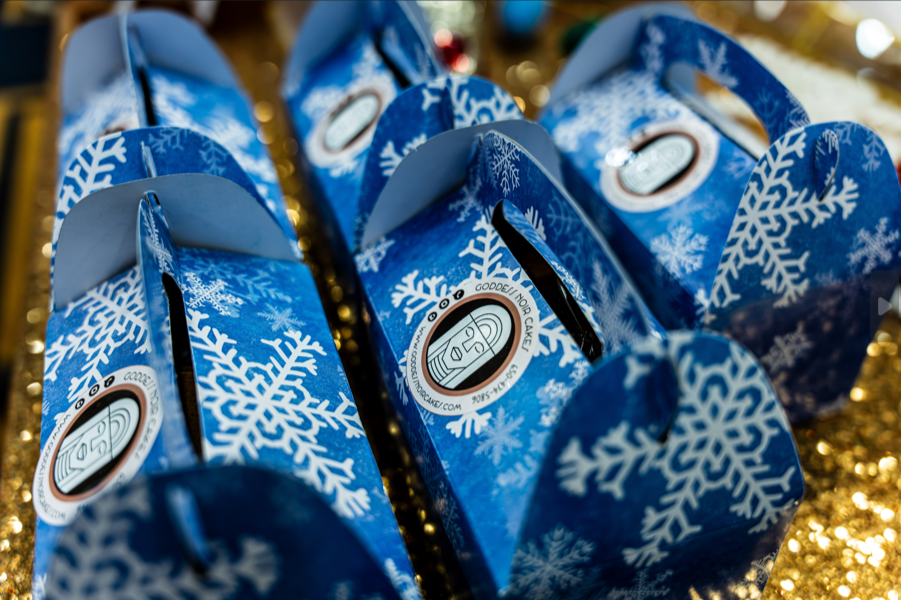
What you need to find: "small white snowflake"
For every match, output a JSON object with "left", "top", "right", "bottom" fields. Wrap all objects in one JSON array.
[
  {"left": 380, "top": 134, "right": 428, "bottom": 177},
  {"left": 507, "top": 524, "right": 596, "bottom": 600},
  {"left": 356, "top": 238, "right": 396, "bottom": 273},
  {"left": 488, "top": 135, "right": 520, "bottom": 197},
  {"left": 141, "top": 209, "right": 174, "bottom": 273},
  {"left": 607, "top": 569, "right": 672, "bottom": 600},
  {"left": 475, "top": 405, "right": 524, "bottom": 466},
  {"left": 589, "top": 260, "right": 640, "bottom": 355},
  {"left": 537, "top": 379, "right": 573, "bottom": 428},
  {"left": 698, "top": 40, "right": 738, "bottom": 88},
  {"left": 524, "top": 207, "right": 547, "bottom": 241},
  {"left": 862, "top": 130, "right": 884, "bottom": 173},
  {"left": 256, "top": 305, "right": 305, "bottom": 333},
  {"left": 760, "top": 323, "right": 813, "bottom": 373},
  {"left": 184, "top": 272, "right": 244, "bottom": 317},
  {"left": 446, "top": 410, "right": 492, "bottom": 439},
  {"left": 650, "top": 223, "right": 708, "bottom": 278},
  {"left": 847, "top": 216, "right": 900, "bottom": 274}
]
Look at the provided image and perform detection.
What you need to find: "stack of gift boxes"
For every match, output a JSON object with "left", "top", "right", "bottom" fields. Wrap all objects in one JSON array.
[{"left": 34, "top": 2, "right": 901, "bottom": 599}]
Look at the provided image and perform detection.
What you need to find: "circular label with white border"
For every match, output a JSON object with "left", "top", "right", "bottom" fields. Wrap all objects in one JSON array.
[
  {"left": 406, "top": 278, "right": 537, "bottom": 416},
  {"left": 304, "top": 78, "right": 397, "bottom": 170},
  {"left": 34, "top": 365, "right": 162, "bottom": 525},
  {"left": 598, "top": 118, "right": 720, "bottom": 213}
]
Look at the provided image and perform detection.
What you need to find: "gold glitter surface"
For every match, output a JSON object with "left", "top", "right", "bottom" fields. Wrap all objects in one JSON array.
[{"left": 3, "top": 2, "right": 901, "bottom": 599}]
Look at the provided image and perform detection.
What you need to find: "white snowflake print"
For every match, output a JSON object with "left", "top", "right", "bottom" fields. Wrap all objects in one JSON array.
[
  {"left": 448, "top": 77, "right": 521, "bottom": 127},
  {"left": 356, "top": 237, "right": 396, "bottom": 273},
  {"left": 749, "top": 551, "right": 778, "bottom": 586},
  {"left": 380, "top": 134, "right": 428, "bottom": 177},
  {"left": 650, "top": 223, "right": 708, "bottom": 278},
  {"left": 711, "top": 129, "right": 859, "bottom": 309},
  {"left": 698, "top": 40, "right": 738, "bottom": 88},
  {"left": 507, "top": 524, "right": 596, "bottom": 600},
  {"left": 557, "top": 333, "right": 796, "bottom": 567},
  {"left": 301, "top": 85, "right": 345, "bottom": 121},
  {"left": 57, "top": 72, "right": 138, "bottom": 175},
  {"left": 385, "top": 558, "right": 422, "bottom": 600},
  {"left": 57, "top": 133, "right": 127, "bottom": 216},
  {"left": 45, "top": 481, "right": 279, "bottom": 600},
  {"left": 256, "top": 305, "right": 305, "bottom": 333},
  {"left": 862, "top": 129, "right": 884, "bottom": 173},
  {"left": 724, "top": 153, "right": 755, "bottom": 179},
  {"left": 184, "top": 259, "right": 290, "bottom": 305},
  {"left": 184, "top": 272, "right": 244, "bottom": 317},
  {"left": 761, "top": 323, "right": 813, "bottom": 373},
  {"left": 391, "top": 270, "right": 450, "bottom": 324},
  {"left": 524, "top": 207, "right": 547, "bottom": 241},
  {"left": 446, "top": 410, "right": 491, "bottom": 438},
  {"left": 847, "top": 217, "right": 900, "bottom": 274},
  {"left": 475, "top": 406, "right": 524, "bottom": 466},
  {"left": 550, "top": 69, "right": 692, "bottom": 157},
  {"left": 589, "top": 260, "right": 640, "bottom": 355},
  {"left": 188, "top": 311, "right": 370, "bottom": 519},
  {"left": 141, "top": 209, "right": 174, "bottom": 274},
  {"left": 639, "top": 22, "right": 665, "bottom": 76},
  {"left": 44, "top": 267, "right": 150, "bottom": 400},
  {"left": 537, "top": 379, "right": 573, "bottom": 428},
  {"left": 147, "top": 126, "right": 189, "bottom": 155},
  {"left": 607, "top": 569, "right": 672, "bottom": 600},
  {"left": 488, "top": 135, "right": 520, "bottom": 197}
]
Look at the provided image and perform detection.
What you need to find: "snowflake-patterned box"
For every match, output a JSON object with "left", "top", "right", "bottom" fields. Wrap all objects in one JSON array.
[
  {"left": 541, "top": 7, "right": 901, "bottom": 421},
  {"left": 35, "top": 130, "right": 419, "bottom": 599},
  {"left": 58, "top": 9, "right": 296, "bottom": 243},
  {"left": 354, "top": 125, "right": 802, "bottom": 598},
  {"left": 282, "top": 1, "right": 522, "bottom": 254},
  {"left": 42, "top": 465, "right": 420, "bottom": 600}
]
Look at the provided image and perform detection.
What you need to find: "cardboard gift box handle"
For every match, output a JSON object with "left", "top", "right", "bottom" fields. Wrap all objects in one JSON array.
[{"left": 634, "top": 14, "right": 810, "bottom": 145}]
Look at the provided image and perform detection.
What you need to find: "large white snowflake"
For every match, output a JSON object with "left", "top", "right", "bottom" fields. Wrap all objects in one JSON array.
[
  {"left": 507, "top": 524, "right": 596, "bottom": 600},
  {"left": 45, "top": 481, "right": 279, "bottom": 600},
  {"left": 57, "top": 72, "right": 138, "bottom": 176},
  {"left": 711, "top": 129, "right": 859, "bottom": 309},
  {"left": 862, "top": 129, "right": 885, "bottom": 173},
  {"left": 650, "top": 224, "right": 708, "bottom": 278},
  {"left": 436, "top": 77, "right": 521, "bottom": 127},
  {"left": 446, "top": 410, "right": 491, "bottom": 438},
  {"left": 187, "top": 311, "right": 370, "bottom": 519},
  {"left": 380, "top": 134, "right": 428, "bottom": 177},
  {"left": 391, "top": 270, "right": 450, "bottom": 324},
  {"left": 141, "top": 209, "right": 174, "bottom": 273},
  {"left": 847, "top": 216, "right": 900, "bottom": 274},
  {"left": 57, "top": 133, "right": 127, "bottom": 216},
  {"left": 385, "top": 558, "right": 422, "bottom": 600},
  {"left": 589, "top": 259, "right": 640, "bottom": 355},
  {"left": 355, "top": 237, "right": 396, "bottom": 273},
  {"left": 607, "top": 569, "right": 672, "bottom": 600},
  {"left": 557, "top": 333, "right": 796, "bottom": 567},
  {"left": 184, "top": 272, "right": 244, "bottom": 317},
  {"left": 698, "top": 40, "right": 738, "bottom": 88},
  {"left": 488, "top": 135, "right": 521, "bottom": 197},
  {"left": 256, "top": 305, "right": 305, "bottom": 333},
  {"left": 475, "top": 405, "right": 524, "bottom": 466},
  {"left": 760, "top": 323, "right": 813, "bottom": 372},
  {"left": 44, "top": 266, "right": 150, "bottom": 400},
  {"left": 550, "top": 70, "right": 691, "bottom": 157}
]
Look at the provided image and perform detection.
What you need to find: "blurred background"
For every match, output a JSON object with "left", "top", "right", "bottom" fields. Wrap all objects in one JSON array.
[{"left": 3, "top": 2, "right": 901, "bottom": 598}]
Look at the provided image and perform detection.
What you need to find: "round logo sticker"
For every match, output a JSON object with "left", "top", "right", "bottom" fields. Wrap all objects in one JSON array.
[
  {"left": 406, "top": 278, "right": 537, "bottom": 416},
  {"left": 34, "top": 365, "right": 162, "bottom": 526},
  {"left": 304, "top": 78, "right": 397, "bottom": 170},
  {"left": 598, "top": 118, "right": 719, "bottom": 213}
]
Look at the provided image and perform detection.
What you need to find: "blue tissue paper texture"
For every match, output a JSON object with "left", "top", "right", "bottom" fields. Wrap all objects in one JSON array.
[
  {"left": 356, "top": 130, "right": 801, "bottom": 598},
  {"left": 541, "top": 12, "right": 901, "bottom": 420},
  {"left": 44, "top": 466, "right": 417, "bottom": 600}
]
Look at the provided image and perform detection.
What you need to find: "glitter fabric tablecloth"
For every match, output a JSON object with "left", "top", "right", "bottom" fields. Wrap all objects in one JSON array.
[{"left": 2, "top": 2, "right": 901, "bottom": 599}]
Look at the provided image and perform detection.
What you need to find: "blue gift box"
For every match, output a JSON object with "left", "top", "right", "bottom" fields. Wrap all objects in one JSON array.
[
  {"left": 540, "top": 5, "right": 901, "bottom": 421},
  {"left": 57, "top": 9, "right": 296, "bottom": 245},
  {"left": 282, "top": 0, "right": 523, "bottom": 254},
  {"left": 35, "top": 129, "right": 418, "bottom": 599},
  {"left": 354, "top": 123, "right": 803, "bottom": 598}
]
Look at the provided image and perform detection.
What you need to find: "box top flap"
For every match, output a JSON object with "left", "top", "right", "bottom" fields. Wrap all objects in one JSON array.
[
  {"left": 360, "top": 120, "right": 559, "bottom": 247},
  {"left": 61, "top": 13, "right": 134, "bottom": 115},
  {"left": 544, "top": 2, "right": 693, "bottom": 111}
]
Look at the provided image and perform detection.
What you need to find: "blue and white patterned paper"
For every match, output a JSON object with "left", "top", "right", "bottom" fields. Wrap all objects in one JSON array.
[
  {"left": 541, "top": 11, "right": 901, "bottom": 420},
  {"left": 44, "top": 466, "right": 416, "bottom": 600},
  {"left": 356, "top": 130, "right": 802, "bottom": 597}
]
